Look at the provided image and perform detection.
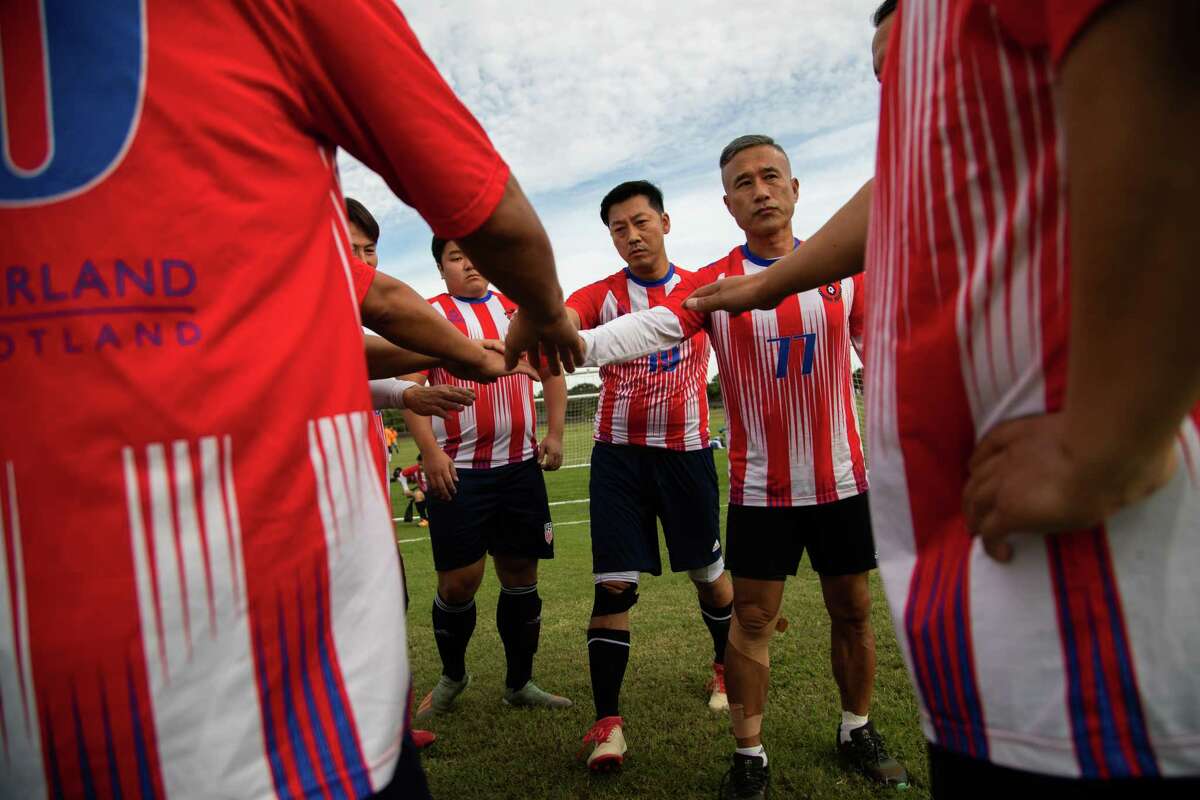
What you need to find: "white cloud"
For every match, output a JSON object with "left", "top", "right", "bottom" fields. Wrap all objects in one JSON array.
[{"left": 339, "top": 0, "right": 883, "bottom": 300}]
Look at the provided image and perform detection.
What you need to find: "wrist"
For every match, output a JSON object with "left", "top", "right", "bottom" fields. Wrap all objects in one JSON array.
[{"left": 524, "top": 298, "right": 567, "bottom": 328}]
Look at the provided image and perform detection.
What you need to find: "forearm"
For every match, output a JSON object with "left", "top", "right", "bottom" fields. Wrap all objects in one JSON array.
[
  {"left": 363, "top": 274, "right": 488, "bottom": 368},
  {"left": 544, "top": 374, "right": 567, "bottom": 439},
  {"left": 369, "top": 378, "right": 420, "bottom": 410},
  {"left": 458, "top": 175, "right": 564, "bottom": 323},
  {"left": 1059, "top": 1, "right": 1200, "bottom": 465},
  {"left": 764, "top": 179, "right": 871, "bottom": 299},
  {"left": 365, "top": 336, "right": 440, "bottom": 379},
  {"left": 577, "top": 306, "right": 687, "bottom": 367},
  {"left": 401, "top": 410, "right": 443, "bottom": 458}
]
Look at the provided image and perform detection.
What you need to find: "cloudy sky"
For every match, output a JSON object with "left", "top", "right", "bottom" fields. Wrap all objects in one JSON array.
[{"left": 341, "top": 0, "right": 884, "bottom": 302}]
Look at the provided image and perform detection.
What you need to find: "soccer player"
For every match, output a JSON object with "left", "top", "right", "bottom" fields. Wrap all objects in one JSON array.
[
  {"left": 404, "top": 238, "right": 574, "bottom": 718},
  {"left": 568, "top": 181, "right": 734, "bottom": 771},
  {"left": 0, "top": 2, "right": 576, "bottom": 797},
  {"left": 398, "top": 457, "right": 431, "bottom": 527},
  {"left": 524, "top": 136, "right": 909, "bottom": 798},
  {"left": 683, "top": 0, "right": 894, "bottom": 319},
  {"left": 863, "top": 1, "right": 1199, "bottom": 795}
]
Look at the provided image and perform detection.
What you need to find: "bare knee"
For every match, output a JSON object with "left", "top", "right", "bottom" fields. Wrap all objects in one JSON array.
[{"left": 438, "top": 569, "right": 483, "bottom": 605}]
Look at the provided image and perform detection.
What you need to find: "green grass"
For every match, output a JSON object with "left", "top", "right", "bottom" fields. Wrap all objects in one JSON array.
[{"left": 386, "top": 400, "right": 926, "bottom": 799}]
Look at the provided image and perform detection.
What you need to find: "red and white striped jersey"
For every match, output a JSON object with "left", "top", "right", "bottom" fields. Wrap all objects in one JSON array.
[
  {"left": 579, "top": 245, "right": 866, "bottom": 507},
  {"left": 425, "top": 292, "right": 539, "bottom": 470},
  {"left": 866, "top": 0, "right": 1200, "bottom": 779},
  {"left": 0, "top": 1, "right": 510, "bottom": 796},
  {"left": 567, "top": 265, "right": 711, "bottom": 450}
]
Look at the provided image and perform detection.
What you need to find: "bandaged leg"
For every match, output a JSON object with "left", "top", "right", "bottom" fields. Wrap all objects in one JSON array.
[{"left": 725, "top": 602, "right": 782, "bottom": 746}]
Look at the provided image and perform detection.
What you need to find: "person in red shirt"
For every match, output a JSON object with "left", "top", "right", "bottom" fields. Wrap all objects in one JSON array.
[
  {"left": 399, "top": 458, "right": 430, "bottom": 527},
  {"left": 566, "top": 181, "right": 733, "bottom": 772},
  {"left": 0, "top": 2, "right": 575, "bottom": 798},
  {"left": 539, "top": 133, "right": 906, "bottom": 798},
  {"left": 686, "top": 0, "right": 1200, "bottom": 795},
  {"left": 404, "top": 238, "right": 573, "bottom": 719}
]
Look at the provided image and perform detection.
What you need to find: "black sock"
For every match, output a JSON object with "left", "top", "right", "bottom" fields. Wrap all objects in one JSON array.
[
  {"left": 403, "top": 499, "right": 414, "bottom": 523},
  {"left": 587, "top": 628, "right": 630, "bottom": 719},
  {"left": 496, "top": 584, "right": 541, "bottom": 690},
  {"left": 415, "top": 500, "right": 427, "bottom": 521},
  {"left": 432, "top": 594, "right": 476, "bottom": 681},
  {"left": 700, "top": 599, "right": 733, "bottom": 665}
]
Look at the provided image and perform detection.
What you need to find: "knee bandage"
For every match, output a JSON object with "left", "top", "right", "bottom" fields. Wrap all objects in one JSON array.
[
  {"left": 727, "top": 605, "right": 780, "bottom": 668},
  {"left": 591, "top": 581, "right": 639, "bottom": 617}
]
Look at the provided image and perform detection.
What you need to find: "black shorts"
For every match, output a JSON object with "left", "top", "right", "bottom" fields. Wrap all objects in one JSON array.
[
  {"left": 368, "top": 730, "right": 431, "bottom": 799},
  {"left": 589, "top": 441, "right": 722, "bottom": 576},
  {"left": 725, "top": 492, "right": 876, "bottom": 580},
  {"left": 928, "top": 744, "right": 1200, "bottom": 799},
  {"left": 426, "top": 458, "right": 554, "bottom": 572}
]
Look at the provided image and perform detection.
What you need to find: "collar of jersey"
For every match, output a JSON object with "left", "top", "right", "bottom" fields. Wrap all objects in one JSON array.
[
  {"left": 623, "top": 263, "right": 675, "bottom": 288},
  {"left": 740, "top": 238, "right": 800, "bottom": 267},
  {"left": 452, "top": 290, "right": 493, "bottom": 304}
]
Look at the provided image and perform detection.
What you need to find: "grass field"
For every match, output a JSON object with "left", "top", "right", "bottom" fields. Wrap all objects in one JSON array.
[{"left": 386, "top": 399, "right": 928, "bottom": 800}]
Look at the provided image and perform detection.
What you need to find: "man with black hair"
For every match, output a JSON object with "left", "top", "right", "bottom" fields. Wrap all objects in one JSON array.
[
  {"left": 564, "top": 134, "right": 905, "bottom": 799},
  {"left": 565, "top": 180, "right": 733, "bottom": 772},
  {"left": 403, "top": 238, "right": 573, "bottom": 719}
]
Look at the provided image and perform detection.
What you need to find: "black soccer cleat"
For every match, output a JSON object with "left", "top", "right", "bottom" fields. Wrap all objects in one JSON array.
[
  {"left": 718, "top": 753, "right": 770, "bottom": 800},
  {"left": 838, "top": 720, "right": 909, "bottom": 788}
]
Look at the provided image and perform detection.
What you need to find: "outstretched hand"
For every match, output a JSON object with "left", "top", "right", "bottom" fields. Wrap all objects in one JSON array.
[
  {"left": 683, "top": 272, "right": 779, "bottom": 315},
  {"left": 504, "top": 309, "right": 585, "bottom": 376},
  {"left": 962, "top": 412, "right": 1178, "bottom": 562},
  {"left": 444, "top": 342, "right": 540, "bottom": 383},
  {"left": 402, "top": 385, "right": 475, "bottom": 419}
]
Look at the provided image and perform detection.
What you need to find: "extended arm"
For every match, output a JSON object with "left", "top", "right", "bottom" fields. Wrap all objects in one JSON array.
[{"left": 576, "top": 306, "right": 688, "bottom": 367}]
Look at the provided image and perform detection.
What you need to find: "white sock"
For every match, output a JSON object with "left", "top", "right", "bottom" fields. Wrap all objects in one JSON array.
[
  {"left": 840, "top": 711, "right": 869, "bottom": 743},
  {"left": 735, "top": 745, "right": 767, "bottom": 766}
]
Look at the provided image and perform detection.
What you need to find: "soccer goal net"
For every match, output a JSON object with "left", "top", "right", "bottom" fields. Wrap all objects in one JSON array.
[{"left": 534, "top": 367, "right": 601, "bottom": 469}]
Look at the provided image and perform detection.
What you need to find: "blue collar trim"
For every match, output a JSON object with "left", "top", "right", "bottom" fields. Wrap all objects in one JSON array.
[
  {"left": 624, "top": 264, "right": 675, "bottom": 288},
  {"left": 740, "top": 238, "right": 800, "bottom": 267}
]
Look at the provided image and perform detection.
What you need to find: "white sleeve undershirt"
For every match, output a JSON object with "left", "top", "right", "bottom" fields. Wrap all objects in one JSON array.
[
  {"left": 369, "top": 378, "right": 420, "bottom": 410},
  {"left": 577, "top": 306, "right": 687, "bottom": 367}
]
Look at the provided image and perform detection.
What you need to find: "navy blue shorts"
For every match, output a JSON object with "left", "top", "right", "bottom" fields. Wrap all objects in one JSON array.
[
  {"left": 589, "top": 442, "right": 722, "bottom": 576},
  {"left": 725, "top": 492, "right": 876, "bottom": 579},
  {"left": 426, "top": 458, "right": 554, "bottom": 572}
]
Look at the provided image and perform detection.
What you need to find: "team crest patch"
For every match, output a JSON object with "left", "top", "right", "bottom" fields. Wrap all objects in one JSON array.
[
  {"left": 447, "top": 309, "right": 465, "bottom": 324},
  {"left": 820, "top": 283, "right": 842, "bottom": 302},
  {"left": 544, "top": 522, "right": 554, "bottom": 544}
]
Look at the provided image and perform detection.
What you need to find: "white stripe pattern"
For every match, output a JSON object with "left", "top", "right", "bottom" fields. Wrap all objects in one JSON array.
[{"left": 0, "top": 462, "right": 45, "bottom": 795}]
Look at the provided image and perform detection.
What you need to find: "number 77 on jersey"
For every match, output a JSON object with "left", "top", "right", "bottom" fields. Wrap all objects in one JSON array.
[{"left": 768, "top": 333, "right": 816, "bottom": 379}]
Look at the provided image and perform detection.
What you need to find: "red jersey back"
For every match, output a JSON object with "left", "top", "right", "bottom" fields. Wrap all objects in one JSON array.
[
  {"left": 567, "top": 266, "right": 711, "bottom": 450},
  {"left": 667, "top": 246, "right": 867, "bottom": 507},
  {"left": 0, "top": 2, "right": 509, "bottom": 797},
  {"left": 425, "top": 292, "right": 539, "bottom": 469}
]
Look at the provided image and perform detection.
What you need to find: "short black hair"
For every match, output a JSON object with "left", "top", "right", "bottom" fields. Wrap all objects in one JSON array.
[
  {"left": 431, "top": 236, "right": 449, "bottom": 267},
  {"left": 344, "top": 197, "right": 379, "bottom": 243},
  {"left": 872, "top": 0, "right": 897, "bottom": 27},
  {"left": 718, "top": 134, "right": 790, "bottom": 170},
  {"left": 599, "top": 180, "right": 665, "bottom": 226}
]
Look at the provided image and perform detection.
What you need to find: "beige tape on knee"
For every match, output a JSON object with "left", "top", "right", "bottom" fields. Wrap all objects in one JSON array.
[{"left": 727, "top": 607, "right": 780, "bottom": 668}]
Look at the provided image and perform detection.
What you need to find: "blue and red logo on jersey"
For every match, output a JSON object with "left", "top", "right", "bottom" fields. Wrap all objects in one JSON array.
[{"left": 0, "top": 0, "right": 146, "bottom": 206}]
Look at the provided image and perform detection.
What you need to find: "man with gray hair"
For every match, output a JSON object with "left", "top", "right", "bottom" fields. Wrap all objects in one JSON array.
[{"left": 527, "top": 132, "right": 906, "bottom": 798}]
